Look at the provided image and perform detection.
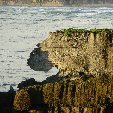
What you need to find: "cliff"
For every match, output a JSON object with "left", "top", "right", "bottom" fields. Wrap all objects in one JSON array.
[
  {"left": 28, "top": 29, "right": 113, "bottom": 81},
  {"left": 14, "top": 77, "right": 113, "bottom": 113},
  {"left": 14, "top": 29, "right": 113, "bottom": 113}
]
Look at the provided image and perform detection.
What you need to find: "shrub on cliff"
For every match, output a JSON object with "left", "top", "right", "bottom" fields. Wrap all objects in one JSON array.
[{"left": 13, "top": 89, "right": 31, "bottom": 111}]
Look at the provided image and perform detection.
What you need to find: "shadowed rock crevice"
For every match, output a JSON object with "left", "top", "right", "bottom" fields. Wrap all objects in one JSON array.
[
  {"left": 27, "top": 47, "right": 53, "bottom": 72},
  {"left": 28, "top": 87, "right": 48, "bottom": 112}
]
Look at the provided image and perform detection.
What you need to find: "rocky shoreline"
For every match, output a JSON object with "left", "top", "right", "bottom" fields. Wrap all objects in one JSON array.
[{"left": 1, "top": 28, "right": 113, "bottom": 113}]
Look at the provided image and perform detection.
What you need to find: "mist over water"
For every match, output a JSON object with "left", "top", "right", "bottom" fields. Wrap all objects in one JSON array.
[{"left": 0, "top": 6, "right": 113, "bottom": 92}]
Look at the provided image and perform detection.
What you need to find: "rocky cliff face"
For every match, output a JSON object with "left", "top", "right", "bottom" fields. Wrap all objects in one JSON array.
[
  {"left": 14, "top": 77, "right": 113, "bottom": 113},
  {"left": 14, "top": 29, "right": 113, "bottom": 113},
  {"left": 28, "top": 29, "right": 113, "bottom": 81}
]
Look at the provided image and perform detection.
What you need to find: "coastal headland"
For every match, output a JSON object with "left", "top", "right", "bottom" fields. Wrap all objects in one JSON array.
[{"left": 1, "top": 28, "right": 113, "bottom": 113}]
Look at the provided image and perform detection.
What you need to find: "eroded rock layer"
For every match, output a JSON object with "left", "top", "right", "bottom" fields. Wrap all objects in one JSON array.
[
  {"left": 28, "top": 29, "right": 113, "bottom": 80},
  {"left": 14, "top": 77, "right": 113, "bottom": 113}
]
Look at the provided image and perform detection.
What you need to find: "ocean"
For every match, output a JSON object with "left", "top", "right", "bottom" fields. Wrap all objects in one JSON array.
[{"left": 0, "top": 6, "right": 113, "bottom": 92}]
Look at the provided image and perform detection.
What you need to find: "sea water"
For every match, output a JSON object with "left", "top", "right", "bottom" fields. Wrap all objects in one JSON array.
[{"left": 0, "top": 6, "right": 113, "bottom": 92}]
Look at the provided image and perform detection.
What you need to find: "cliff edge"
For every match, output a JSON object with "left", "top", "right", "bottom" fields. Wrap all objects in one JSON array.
[
  {"left": 28, "top": 28, "right": 113, "bottom": 81},
  {"left": 13, "top": 29, "right": 113, "bottom": 113}
]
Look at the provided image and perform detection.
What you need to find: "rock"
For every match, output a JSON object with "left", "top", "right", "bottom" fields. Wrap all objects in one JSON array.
[
  {"left": 22, "top": 29, "right": 113, "bottom": 112},
  {"left": 27, "top": 47, "right": 53, "bottom": 72},
  {"left": 8, "top": 85, "right": 14, "bottom": 93},
  {"left": 14, "top": 77, "right": 113, "bottom": 113},
  {"left": 0, "top": 91, "right": 15, "bottom": 113},
  {"left": 34, "top": 29, "right": 113, "bottom": 79},
  {"left": 17, "top": 78, "right": 41, "bottom": 90},
  {"left": 13, "top": 89, "right": 31, "bottom": 111}
]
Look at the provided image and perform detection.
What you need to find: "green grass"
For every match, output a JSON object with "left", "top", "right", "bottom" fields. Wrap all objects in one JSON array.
[{"left": 56, "top": 28, "right": 113, "bottom": 37}]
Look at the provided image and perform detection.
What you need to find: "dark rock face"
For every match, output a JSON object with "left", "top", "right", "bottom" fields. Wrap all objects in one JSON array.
[
  {"left": 17, "top": 78, "right": 42, "bottom": 90},
  {"left": 27, "top": 47, "right": 53, "bottom": 72},
  {"left": 13, "top": 78, "right": 113, "bottom": 113},
  {"left": 0, "top": 91, "right": 15, "bottom": 113},
  {"left": 43, "top": 73, "right": 63, "bottom": 83}
]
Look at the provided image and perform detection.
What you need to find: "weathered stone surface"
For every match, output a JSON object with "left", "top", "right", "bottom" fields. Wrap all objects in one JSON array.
[
  {"left": 13, "top": 78, "right": 113, "bottom": 113},
  {"left": 28, "top": 29, "right": 113, "bottom": 81},
  {"left": 13, "top": 89, "right": 31, "bottom": 111},
  {"left": 24, "top": 29, "right": 113, "bottom": 113}
]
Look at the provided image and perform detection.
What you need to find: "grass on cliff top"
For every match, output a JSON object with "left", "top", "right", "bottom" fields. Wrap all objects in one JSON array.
[{"left": 57, "top": 28, "right": 113, "bottom": 37}]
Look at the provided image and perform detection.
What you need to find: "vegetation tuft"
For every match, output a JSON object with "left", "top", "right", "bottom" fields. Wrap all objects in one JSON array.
[{"left": 56, "top": 28, "right": 113, "bottom": 37}]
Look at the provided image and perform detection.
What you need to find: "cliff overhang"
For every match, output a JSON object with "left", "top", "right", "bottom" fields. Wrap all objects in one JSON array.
[{"left": 28, "top": 28, "right": 113, "bottom": 81}]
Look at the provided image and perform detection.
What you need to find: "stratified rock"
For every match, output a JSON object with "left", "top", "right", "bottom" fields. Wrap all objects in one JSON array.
[
  {"left": 27, "top": 29, "right": 113, "bottom": 82},
  {"left": 13, "top": 77, "right": 113, "bottom": 113}
]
